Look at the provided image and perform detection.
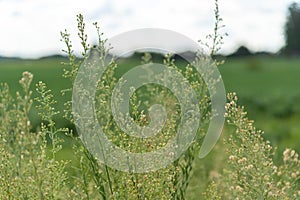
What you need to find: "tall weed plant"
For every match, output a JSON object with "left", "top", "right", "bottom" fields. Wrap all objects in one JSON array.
[{"left": 0, "top": 0, "right": 299, "bottom": 199}]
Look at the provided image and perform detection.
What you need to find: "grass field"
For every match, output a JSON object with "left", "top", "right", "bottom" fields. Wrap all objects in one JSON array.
[
  {"left": 1, "top": 56, "right": 299, "bottom": 151},
  {"left": 220, "top": 56, "right": 300, "bottom": 153},
  {"left": 1, "top": 55, "right": 299, "bottom": 197}
]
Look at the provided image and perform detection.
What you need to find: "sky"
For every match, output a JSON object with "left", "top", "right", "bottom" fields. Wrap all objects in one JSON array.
[{"left": 0, "top": 0, "right": 298, "bottom": 58}]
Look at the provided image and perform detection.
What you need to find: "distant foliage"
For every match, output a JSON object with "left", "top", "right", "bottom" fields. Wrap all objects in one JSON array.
[
  {"left": 230, "top": 46, "right": 253, "bottom": 57},
  {"left": 285, "top": 2, "right": 300, "bottom": 55}
]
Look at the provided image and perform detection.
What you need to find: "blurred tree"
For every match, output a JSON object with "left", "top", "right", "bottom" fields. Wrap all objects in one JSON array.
[
  {"left": 229, "top": 45, "right": 252, "bottom": 57},
  {"left": 284, "top": 2, "right": 300, "bottom": 55}
]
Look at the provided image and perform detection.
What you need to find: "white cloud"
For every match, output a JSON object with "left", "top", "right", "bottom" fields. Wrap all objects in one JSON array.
[{"left": 0, "top": 0, "right": 297, "bottom": 58}]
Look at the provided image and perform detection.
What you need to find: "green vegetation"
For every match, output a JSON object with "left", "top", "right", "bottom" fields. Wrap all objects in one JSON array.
[
  {"left": 1, "top": 56, "right": 300, "bottom": 153},
  {"left": 0, "top": 58, "right": 71, "bottom": 129},
  {"left": 1, "top": 1, "right": 300, "bottom": 198},
  {"left": 1, "top": 55, "right": 299, "bottom": 199},
  {"left": 284, "top": 2, "right": 300, "bottom": 54}
]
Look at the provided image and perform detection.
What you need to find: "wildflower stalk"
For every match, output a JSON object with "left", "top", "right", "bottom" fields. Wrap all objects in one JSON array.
[{"left": 204, "top": 93, "right": 300, "bottom": 199}]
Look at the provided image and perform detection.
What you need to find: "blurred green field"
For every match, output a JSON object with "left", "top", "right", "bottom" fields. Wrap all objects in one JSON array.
[
  {"left": 1, "top": 55, "right": 300, "bottom": 197},
  {"left": 220, "top": 56, "right": 300, "bottom": 153},
  {"left": 0, "top": 56, "right": 300, "bottom": 152},
  {"left": 0, "top": 58, "right": 71, "bottom": 129}
]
